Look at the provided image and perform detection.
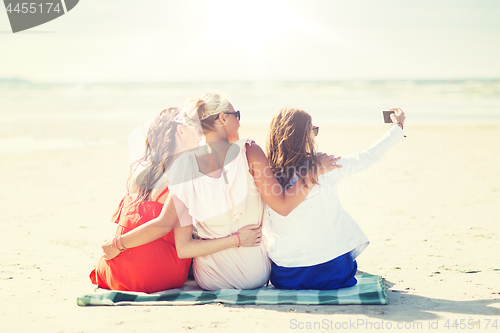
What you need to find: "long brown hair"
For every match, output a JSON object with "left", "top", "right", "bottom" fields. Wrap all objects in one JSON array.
[
  {"left": 132, "top": 107, "right": 179, "bottom": 202},
  {"left": 266, "top": 108, "right": 320, "bottom": 188}
]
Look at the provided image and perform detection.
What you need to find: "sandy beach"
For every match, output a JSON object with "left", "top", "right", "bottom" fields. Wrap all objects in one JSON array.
[
  {"left": 1, "top": 117, "right": 499, "bottom": 332},
  {"left": 3, "top": 0, "right": 500, "bottom": 330}
]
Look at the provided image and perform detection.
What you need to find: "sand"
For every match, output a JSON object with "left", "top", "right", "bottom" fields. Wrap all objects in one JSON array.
[{"left": 1, "top": 118, "right": 499, "bottom": 332}]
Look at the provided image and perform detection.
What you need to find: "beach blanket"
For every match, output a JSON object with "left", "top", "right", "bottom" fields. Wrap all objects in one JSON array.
[{"left": 77, "top": 274, "right": 387, "bottom": 306}]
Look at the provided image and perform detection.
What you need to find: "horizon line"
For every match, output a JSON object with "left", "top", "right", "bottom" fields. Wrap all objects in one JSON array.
[{"left": 2, "top": 77, "right": 500, "bottom": 85}]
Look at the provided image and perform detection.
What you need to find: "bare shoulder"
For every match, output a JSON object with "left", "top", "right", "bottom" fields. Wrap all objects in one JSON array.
[
  {"left": 246, "top": 142, "right": 267, "bottom": 158},
  {"left": 245, "top": 141, "right": 270, "bottom": 177},
  {"left": 245, "top": 141, "right": 267, "bottom": 163}
]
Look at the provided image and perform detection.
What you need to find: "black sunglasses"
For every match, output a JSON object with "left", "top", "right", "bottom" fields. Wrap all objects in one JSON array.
[
  {"left": 215, "top": 110, "right": 240, "bottom": 121},
  {"left": 312, "top": 126, "right": 319, "bottom": 136}
]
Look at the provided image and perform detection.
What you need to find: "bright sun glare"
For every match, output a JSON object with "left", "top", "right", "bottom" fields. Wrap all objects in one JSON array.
[{"left": 201, "top": 0, "right": 302, "bottom": 55}]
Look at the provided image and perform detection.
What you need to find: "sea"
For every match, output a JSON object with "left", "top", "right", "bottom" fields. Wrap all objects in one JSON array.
[{"left": 1, "top": 79, "right": 500, "bottom": 153}]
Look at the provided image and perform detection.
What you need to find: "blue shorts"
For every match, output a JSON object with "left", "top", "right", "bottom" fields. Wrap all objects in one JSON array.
[{"left": 270, "top": 252, "right": 358, "bottom": 290}]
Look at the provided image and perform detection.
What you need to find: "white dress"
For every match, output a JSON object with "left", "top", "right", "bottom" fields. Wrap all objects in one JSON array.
[{"left": 167, "top": 139, "right": 271, "bottom": 290}]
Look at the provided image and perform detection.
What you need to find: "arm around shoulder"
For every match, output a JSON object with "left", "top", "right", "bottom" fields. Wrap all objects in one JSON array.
[
  {"left": 245, "top": 143, "right": 312, "bottom": 216},
  {"left": 119, "top": 193, "right": 181, "bottom": 249}
]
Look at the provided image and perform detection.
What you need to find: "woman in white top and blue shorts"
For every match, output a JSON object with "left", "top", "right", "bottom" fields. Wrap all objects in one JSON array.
[{"left": 265, "top": 107, "right": 406, "bottom": 290}]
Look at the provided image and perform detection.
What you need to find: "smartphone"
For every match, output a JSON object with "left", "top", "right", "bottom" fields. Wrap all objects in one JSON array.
[{"left": 382, "top": 111, "right": 395, "bottom": 123}]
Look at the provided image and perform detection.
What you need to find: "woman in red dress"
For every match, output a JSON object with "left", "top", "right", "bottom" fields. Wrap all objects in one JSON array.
[{"left": 90, "top": 107, "right": 200, "bottom": 293}]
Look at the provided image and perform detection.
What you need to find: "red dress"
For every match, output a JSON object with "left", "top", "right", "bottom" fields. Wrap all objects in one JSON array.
[{"left": 89, "top": 188, "right": 191, "bottom": 293}]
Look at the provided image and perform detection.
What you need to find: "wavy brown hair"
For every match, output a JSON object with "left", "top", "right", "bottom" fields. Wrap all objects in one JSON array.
[
  {"left": 132, "top": 107, "right": 180, "bottom": 202},
  {"left": 266, "top": 108, "right": 320, "bottom": 189}
]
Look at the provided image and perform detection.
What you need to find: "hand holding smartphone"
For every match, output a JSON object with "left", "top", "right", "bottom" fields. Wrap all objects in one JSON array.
[
  {"left": 382, "top": 109, "right": 406, "bottom": 137},
  {"left": 382, "top": 110, "right": 395, "bottom": 123}
]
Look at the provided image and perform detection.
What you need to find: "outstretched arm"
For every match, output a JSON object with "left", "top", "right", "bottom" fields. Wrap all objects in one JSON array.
[
  {"left": 246, "top": 143, "right": 342, "bottom": 216},
  {"left": 334, "top": 108, "right": 406, "bottom": 180}
]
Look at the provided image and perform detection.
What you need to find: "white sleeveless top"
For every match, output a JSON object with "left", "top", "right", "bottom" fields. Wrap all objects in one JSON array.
[
  {"left": 265, "top": 126, "right": 404, "bottom": 267},
  {"left": 167, "top": 139, "right": 270, "bottom": 290}
]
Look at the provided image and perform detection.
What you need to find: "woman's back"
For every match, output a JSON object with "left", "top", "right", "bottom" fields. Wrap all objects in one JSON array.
[
  {"left": 168, "top": 139, "right": 270, "bottom": 290},
  {"left": 265, "top": 171, "right": 369, "bottom": 268},
  {"left": 264, "top": 107, "right": 405, "bottom": 290},
  {"left": 266, "top": 124, "right": 404, "bottom": 267},
  {"left": 91, "top": 185, "right": 191, "bottom": 293},
  {"left": 91, "top": 106, "right": 194, "bottom": 293}
]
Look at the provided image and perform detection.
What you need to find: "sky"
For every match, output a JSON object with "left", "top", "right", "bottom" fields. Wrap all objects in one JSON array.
[{"left": 1, "top": 0, "right": 500, "bottom": 83}]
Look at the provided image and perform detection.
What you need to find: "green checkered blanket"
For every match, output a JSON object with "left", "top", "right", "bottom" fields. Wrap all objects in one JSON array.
[{"left": 77, "top": 274, "right": 387, "bottom": 306}]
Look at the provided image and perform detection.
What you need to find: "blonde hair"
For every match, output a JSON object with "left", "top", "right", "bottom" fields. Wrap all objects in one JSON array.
[{"left": 184, "top": 93, "right": 230, "bottom": 133}]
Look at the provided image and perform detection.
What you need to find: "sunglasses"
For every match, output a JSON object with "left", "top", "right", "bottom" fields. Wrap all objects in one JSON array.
[
  {"left": 215, "top": 110, "right": 240, "bottom": 121},
  {"left": 312, "top": 126, "right": 319, "bottom": 137}
]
